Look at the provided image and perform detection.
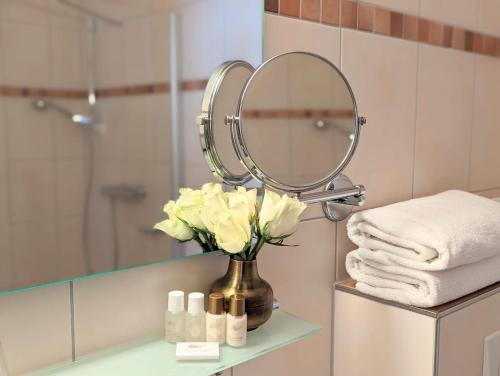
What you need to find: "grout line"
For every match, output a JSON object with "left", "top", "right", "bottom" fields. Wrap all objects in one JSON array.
[
  {"left": 467, "top": 54, "right": 478, "bottom": 192},
  {"left": 330, "top": 221, "right": 339, "bottom": 376},
  {"left": 411, "top": 0, "right": 422, "bottom": 199},
  {"left": 70, "top": 281, "right": 76, "bottom": 362}
]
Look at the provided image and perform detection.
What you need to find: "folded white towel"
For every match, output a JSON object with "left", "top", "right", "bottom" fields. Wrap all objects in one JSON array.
[
  {"left": 347, "top": 190, "right": 500, "bottom": 271},
  {"left": 346, "top": 248, "right": 500, "bottom": 307}
]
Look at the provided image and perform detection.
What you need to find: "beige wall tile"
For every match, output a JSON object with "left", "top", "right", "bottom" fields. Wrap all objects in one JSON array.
[
  {"left": 420, "top": 0, "right": 477, "bottom": 30},
  {"left": 341, "top": 30, "right": 418, "bottom": 208},
  {"left": 264, "top": 13, "right": 341, "bottom": 65},
  {"left": 439, "top": 291, "right": 500, "bottom": 376},
  {"left": 57, "top": 217, "right": 87, "bottom": 281},
  {"left": 236, "top": 218, "right": 335, "bottom": 376},
  {"left": 470, "top": 55, "right": 500, "bottom": 191},
  {"left": 5, "top": 98, "right": 54, "bottom": 160},
  {"left": 123, "top": 17, "right": 153, "bottom": 86},
  {"left": 1, "top": 21, "right": 50, "bottom": 87},
  {"left": 12, "top": 220, "right": 59, "bottom": 288},
  {"left": 362, "top": 0, "right": 419, "bottom": 16},
  {"left": 95, "top": 26, "right": 126, "bottom": 87},
  {"left": 150, "top": 13, "right": 171, "bottom": 82},
  {"left": 56, "top": 159, "right": 86, "bottom": 218},
  {"left": 0, "top": 102, "right": 9, "bottom": 226},
  {"left": 477, "top": 0, "right": 500, "bottom": 37},
  {"left": 50, "top": 27, "right": 84, "bottom": 88},
  {"left": 0, "top": 0, "right": 50, "bottom": 26},
  {"left": 474, "top": 188, "right": 500, "bottom": 199},
  {"left": 0, "top": 284, "right": 71, "bottom": 375},
  {"left": 9, "top": 160, "right": 56, "bottom": 223},
  {"left": 334, "top": 290, "right": 436, "bottom": 376},
  {"left": 0, "top": 226, "right": 14, "bottom": 291},
  {"left": 73, "top": 253, "right": 227, "bottom": 356},
  {"left": 413, "top": 45, "right": 474, "bottom": 197}
]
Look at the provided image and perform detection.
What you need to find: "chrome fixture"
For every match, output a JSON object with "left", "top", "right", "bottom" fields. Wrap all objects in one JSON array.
[
  {"left": 198, "top": 52, "right": 367, "bottom": 221},
  {"left": 32, "top": 99, "right": 93, "bottom": 126}
]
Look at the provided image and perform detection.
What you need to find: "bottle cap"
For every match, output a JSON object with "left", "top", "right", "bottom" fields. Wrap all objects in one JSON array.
[
  {"left": 168, "top": 291, "right": 184, "bottom": 313},
  {"left": 188, "top": 292, "right": 205, "bottom": 314},
  {"left": 208, "top": 292, "right": 224, "bottom": 315},
  {"left": 229, "top": 294, "right": 245, "bottom": 317}
]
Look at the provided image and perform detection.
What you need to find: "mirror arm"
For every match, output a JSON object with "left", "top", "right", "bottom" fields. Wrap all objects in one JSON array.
[
  {"left": 297, "top": 175, "right": 365, "bottom": 221},
  {"left": 298, "top": 185, "right": 365, "bottom": 205}
]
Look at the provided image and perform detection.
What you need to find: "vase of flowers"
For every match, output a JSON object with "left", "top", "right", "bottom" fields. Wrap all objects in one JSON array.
[{"left": 155, "top": 183, "right": 307, "bottom": 330}]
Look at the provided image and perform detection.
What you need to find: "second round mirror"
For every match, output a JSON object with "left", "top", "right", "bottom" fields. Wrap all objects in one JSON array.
[{"left": 233, "top": 52, "right": 360, "bottom": 192}]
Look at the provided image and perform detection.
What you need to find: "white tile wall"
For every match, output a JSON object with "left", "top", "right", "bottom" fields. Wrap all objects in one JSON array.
[
  {"left": 341, "top": 30, "right": 418, "bottom": 209},
  {"left": 413, "top": 44, "right": 474, "bottom": 197},
  {"left": 420, "top": 0, "right": 477, "bottom": 30},
  {"left": 0, "top": 284, "right": 72, "bottom": 375},
  {"left": 470, "top": 55, "right": 500, "bottom": 192}
]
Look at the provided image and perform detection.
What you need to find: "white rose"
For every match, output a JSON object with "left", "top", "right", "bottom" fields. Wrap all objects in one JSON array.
[
  {"left": 200, "top": 191, "right": 229, "bottom": 233},
  {"left": 214, "top": 210, "right": 251, "bottom": 254},
  {"left": 201, "top": 182, "right": 223, "bottom": 195},
  {"left": 226, "top": 187, "right": 257, "bottom": 221},
  {"left": 258, "top": 190, "right": 307, "bottom": 238},
  {"left": 154, "top": 201, "right": 194, "bottom": 241},
  {"left": 176, "top": 188, "right": 206, "bottom": 230}
]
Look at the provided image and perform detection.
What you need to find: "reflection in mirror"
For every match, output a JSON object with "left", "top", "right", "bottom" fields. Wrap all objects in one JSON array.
[
  {"left": 239, "top": 52, "right": 356, "bottom": 188},
  {"left": 0, "top": 0, "right": 262, "bottom": 292}
]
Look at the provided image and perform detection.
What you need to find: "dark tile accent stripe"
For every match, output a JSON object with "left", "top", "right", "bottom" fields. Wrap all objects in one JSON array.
[
  {"left": 242, "top": 108, "right": 355, "bottom": 119},
  {"left": 0, "top": 80, "right": 208, "bottom": 99},
  {"left": 0, "top": 86, "right": 87, "bottom": 98},
  {"left": 302, "top": 0, "right": 321, "bottom": 21},
  {"left": 269, "top": 0, "right": 500, "bottom": 58},
  {"left": 265, "top": 0, "right": 279, "bottom": 13},
  {"left": 321, "top": 0, "right": 339, "bottom": 25}
]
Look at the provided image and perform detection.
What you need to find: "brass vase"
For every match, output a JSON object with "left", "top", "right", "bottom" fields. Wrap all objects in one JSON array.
[{"left": 210, "top": 258, "right": 273, "bottom": 331}]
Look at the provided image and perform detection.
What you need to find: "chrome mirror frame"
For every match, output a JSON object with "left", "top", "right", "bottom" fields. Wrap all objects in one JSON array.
[
  {"left": 196, "top": 60, "right": 254, "bottom": 186},
  {"left": 198, "top": 52, "right": 367, "bottom": 221},
  {"left": 230, "top": 51, "right": 363, "bottom": 193}
]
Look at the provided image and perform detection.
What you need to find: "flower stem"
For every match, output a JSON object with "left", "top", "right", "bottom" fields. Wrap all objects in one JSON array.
[
  {"left": 200, "top": 232, "right": 215, "bottom": 252},
  {"left": 194, "top": 236, "right": 209, "bottom": 253}
]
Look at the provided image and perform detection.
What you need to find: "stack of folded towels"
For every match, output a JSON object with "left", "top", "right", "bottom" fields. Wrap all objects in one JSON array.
[{"left": 345, "top": 190, "right": 500, "bottom": 308}]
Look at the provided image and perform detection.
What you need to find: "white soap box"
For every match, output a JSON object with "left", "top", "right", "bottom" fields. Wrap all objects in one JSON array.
[{"left": 176, "top": 342, "right": 220, "bottom": 361}]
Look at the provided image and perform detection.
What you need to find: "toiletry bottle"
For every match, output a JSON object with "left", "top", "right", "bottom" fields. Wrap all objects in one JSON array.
[
  {"left": 206, "top": 292, "right": 226, "bottom": 344},
  {"left": 166, "top": 290, "right": 185, "bottom": 343},
  {"left": 226, "top": 294, "right": 247, "bottom": 347},
  {"left": 185, "top": 292, "right": 206, "bottom": 342}
]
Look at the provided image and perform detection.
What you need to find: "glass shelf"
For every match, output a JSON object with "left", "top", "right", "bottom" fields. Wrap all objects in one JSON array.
[{"left": 29, "top": 310, "right": 320, "bottom": 376}]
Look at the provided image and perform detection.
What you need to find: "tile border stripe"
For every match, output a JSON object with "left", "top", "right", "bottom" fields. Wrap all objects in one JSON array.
[
  {"left": 265, "top": 0, "right": 500, "bottom": 57},
  {"left": 0, "top": 80, "right": 209, "bottom": 99}
]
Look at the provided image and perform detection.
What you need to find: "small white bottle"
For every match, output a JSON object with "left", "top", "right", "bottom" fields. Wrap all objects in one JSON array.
[
  {"left": 226, "top": 294, "right": 247, "bottom": 347},
  {"left": 206, "top": 292, "right": 226, "bottom": 344},
  {"left": 185, "top": 292, "right": 206, "bottom": 342},
  {"left": 165, "top": 290, "right": 185, "bottom": 343}
]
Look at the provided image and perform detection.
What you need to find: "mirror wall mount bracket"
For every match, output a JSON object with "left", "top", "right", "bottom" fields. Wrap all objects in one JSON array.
[{"left": 297, "top": 174, "right": 365, "bottom": 222}]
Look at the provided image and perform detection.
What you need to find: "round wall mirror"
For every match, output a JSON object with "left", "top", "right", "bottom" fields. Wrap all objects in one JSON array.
[
  {"left": 231, "top": 51, "right": 361, "bottom": 192},
  {"left": 198, "top": 60, "right": 254, "bottom": 185}
]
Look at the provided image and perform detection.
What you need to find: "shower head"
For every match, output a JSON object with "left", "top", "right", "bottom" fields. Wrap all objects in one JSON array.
[{"left": 32, "top": 99, "right": 93, "bottom": 126}]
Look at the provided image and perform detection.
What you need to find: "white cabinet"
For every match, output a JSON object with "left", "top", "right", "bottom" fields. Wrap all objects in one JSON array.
[{"left": 334, "top": 280, "right": 500, "bottom": 376}]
